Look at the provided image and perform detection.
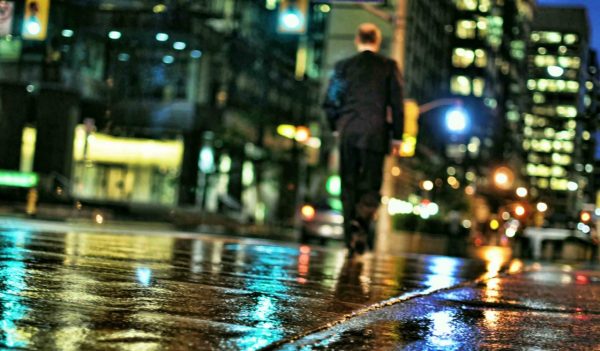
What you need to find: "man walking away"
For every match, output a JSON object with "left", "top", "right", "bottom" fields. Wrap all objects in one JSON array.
[{"left": 323, "top": 23, "right": 404, "bottom": 256}]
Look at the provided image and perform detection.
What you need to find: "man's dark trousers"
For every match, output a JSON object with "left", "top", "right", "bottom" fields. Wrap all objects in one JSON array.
[{"left": 340, "top": 134, "right": 384, "bottom": 249}]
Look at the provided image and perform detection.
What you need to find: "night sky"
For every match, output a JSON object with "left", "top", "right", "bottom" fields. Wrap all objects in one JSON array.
[{"left": 537, "top": 0, "right": 600, "bottom": 51}]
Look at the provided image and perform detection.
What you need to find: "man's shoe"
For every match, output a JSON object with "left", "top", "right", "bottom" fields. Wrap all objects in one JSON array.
[{"left": 349, "top": 220, "right": 367, "bottom": 256}]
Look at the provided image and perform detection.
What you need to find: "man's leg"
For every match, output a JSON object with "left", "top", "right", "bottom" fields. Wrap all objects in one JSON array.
[
  {"left": 355, "top": 150, "right": 385, "bottom": 249},
  {"left": 340, "top": 140, "right": 359, "bottom": 250}
]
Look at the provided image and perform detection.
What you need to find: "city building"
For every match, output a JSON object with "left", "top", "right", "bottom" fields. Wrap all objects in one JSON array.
[
  {"left": 448, "top": 0, "right": 534, "bottom": 180},
  {"left": 0, "top": 0, "right": 328, "bottom": 224},
  {"left": 524, "top": 6, "right": 592, "bottom": 218}
]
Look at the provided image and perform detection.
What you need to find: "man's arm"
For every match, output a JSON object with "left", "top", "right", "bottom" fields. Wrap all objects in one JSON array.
[{"left": 322, "top": 62, "right": 346, "bottom": 132}]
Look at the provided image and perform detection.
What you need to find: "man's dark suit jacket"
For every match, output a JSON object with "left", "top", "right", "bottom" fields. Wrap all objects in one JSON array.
[{"left": 323, "top": 50, "right": 404, "bottom": 153}]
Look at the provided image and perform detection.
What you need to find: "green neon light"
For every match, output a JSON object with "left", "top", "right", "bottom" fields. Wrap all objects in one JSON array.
[
  {"left": 0, "top": 171, "right": 39, "bottom": 188},
  {"left": 326, "top": 175, "right": 341, "bottom": 197}
]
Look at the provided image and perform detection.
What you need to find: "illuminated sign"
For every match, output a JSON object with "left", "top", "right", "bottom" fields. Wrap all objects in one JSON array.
[
  {"left": 22, "top": 0, "right": 50, "bottom": 41},
  {"left": 0, "top": 170, "right": 38, "bottom": 188}
]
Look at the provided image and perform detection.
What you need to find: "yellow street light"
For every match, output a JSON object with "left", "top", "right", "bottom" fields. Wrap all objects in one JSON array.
[{"left": 493, "top": 166, "right": 514, "bottom": 190}]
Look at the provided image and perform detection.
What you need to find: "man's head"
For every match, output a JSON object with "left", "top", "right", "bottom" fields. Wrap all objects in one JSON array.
[{"left": 355, "top": 23, "right": 382, "bottom": 52}]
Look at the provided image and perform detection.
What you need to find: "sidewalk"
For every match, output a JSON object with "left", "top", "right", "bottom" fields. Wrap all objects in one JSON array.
[
  {"left": 268, "top": 261, "right": 600, "bottom": 350},
  {"left": 0, "top": 201, "right": 297, "bottom": 241}
]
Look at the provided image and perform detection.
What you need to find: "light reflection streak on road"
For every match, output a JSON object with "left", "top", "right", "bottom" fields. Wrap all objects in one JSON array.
[
  {"left": 236, "top": 245, "right": 292, "bottom": 351},
  {"left": 0, "top": 231, "right": 29, "bottom": 348}
]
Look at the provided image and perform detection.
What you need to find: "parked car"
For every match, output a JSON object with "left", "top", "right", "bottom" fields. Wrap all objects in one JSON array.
[{"left": 299, "top": 200, "right": 344, "bottom": 244}]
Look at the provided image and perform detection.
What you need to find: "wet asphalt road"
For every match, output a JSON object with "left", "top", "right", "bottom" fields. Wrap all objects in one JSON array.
[
  {"left": 280, "top": 263, "right": 600, "bottom": 351},
  {"left": 0, "top": 219, "right": 501, "bottom": 350}
]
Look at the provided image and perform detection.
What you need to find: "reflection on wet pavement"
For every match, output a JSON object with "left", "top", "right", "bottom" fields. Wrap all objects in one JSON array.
[
  {"left": 279, "top": 262, "right": 600, "bottom": 351},
  {"left": 0, "top": 228, "right": 495, "bottom": 350}
]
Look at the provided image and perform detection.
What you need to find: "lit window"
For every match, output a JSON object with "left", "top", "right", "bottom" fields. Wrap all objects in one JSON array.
[
  {"left": 550, "top": 178, "right": 568, "bottom": 191},
  {"left": 527, "top": 79, "right": 536, "bottom": 90},
  {"left": 452, "top": 48, "right": 475, "bottom": 67},
  {"left": 537, "top": 79, "right": 549, "bottom": 91},
  {"left": 556, "top": 106, "right": 577, "bottom": 118},
  {"left": 544, "top": 128, "right": 555, "bottom": 138},
  {"left": 479, "top": 0, "right": 491, "bottom": 12},
  {"left": 475, "top": 49, "right": 487, "bottom": 67},
  {"left": 557, "top": 56, "right": 581, "bottom": 69},
  {"left": 585, "top": 95, "right": 592, "bottom": 107},
  {"left": 564, "top": 34, "right": 578, "bottom": 45},
  {"left": 477, "top": 17, "right": 488, "bottom": 38},
  {"left": 538, "top": 47, "right": 547, "bottom": 55},
  {"left": 583, "top": 131, "right": 591, "bottom": 140},
  {"left": 456, "top": 0, "right": 478, "bottom": 11},
  {"left": 556, "top": 130, "right": 575, "bottom": 141},
  {"left": 539, "top": 178, "right": 549, "bottom": 188},
  {"left": 451, "top": 75, "right": 471, "bottom": 95},
  {"left": 531, "top": 32, "right": 540, "bottom": 42},
  {"left": 558, "top": 46, "right": 567, "bottom": 54},
  {"left": 473, "top": 77, "right": 485, "bottom": 97},
  {"left": 552, "top": 153, "right": 571, "bottom": 165},
  {"left": 456, "top": 20, "right": 477, "bottom": 39},
  {"left": 552, "top": 166, "right": 566, "bottom": 178},
  {"left": 586, "top": 81, "right": 594, "bottom": 90},
  {"left": 566, "top": 81, "right": 579, "bottom": 92},
  {"left": 533, "top": 93, "right": 545, "bottom": 104},
  {"left": 539, "top": 31, "right": 562, "bottom": 44},
  {"left": 524, "top": 114, "right": 535, "bottom": 126}
]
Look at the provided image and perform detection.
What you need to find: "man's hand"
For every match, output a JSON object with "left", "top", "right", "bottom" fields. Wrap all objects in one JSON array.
[{"left": 391, "top": 139, "right": 402, "bottom": 156}]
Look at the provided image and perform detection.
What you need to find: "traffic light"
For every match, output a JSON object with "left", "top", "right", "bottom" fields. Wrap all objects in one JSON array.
[
  {"left": 22, "top": 0, "right": 50, "bottom": 41},
  {"left": 399, "top": 99, "right": 419, "bottom": 157},
  {"left": 278, "top": 0, "right": 308, "bottom": 34}
]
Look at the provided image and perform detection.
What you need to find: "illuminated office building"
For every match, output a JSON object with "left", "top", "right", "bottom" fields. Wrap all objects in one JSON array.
[
  {"left": 524, "top": 6, "right": 593, "bottom": 215},
  {"left": 448, "top": 0, "right": 534, "bottom": 179}
]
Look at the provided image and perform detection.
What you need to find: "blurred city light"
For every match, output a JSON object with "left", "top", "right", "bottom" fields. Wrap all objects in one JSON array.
[
  {"left": 567, "top": 181, "right": 579, "bottom": 191},
  {"left": 156, "top": 32, "right": 169, "bottom": 42},
  {"left": 153, "top": 4, "right": 167, "bottom": 13},
  {"left": 547, "top": 65, "right": 564, "bottom": 77},
  {"left": 536, "top": 202, "right": 548, "bottom": 213},
  {"left": 326, "top": 175, "right": 341, "bottom": 196},
  {"left": 490, "top": 219, "right": 500, "bottom": 230},
  {"left": 445, "top": 108, "right": 468, "bottom": 133},
  {"left": 422, "top": 180, "right": 434, "bottom": 191},
  {"left": 162, "top": 55, "right": 174, "bottom": 64},
  {"left": 108, "top": 31, "right": 121, "bottom": 40},
  {"left": 281, "top": 12, "right": 302, "bottom": 31},
  {"left": 514, "top": 205, "right": 526, "bottom": 217},
  {"left": 580, "top": 211, "right": 592, "bottom": 223},
  {"left": 173, "top": 41, "right": 186, "bottom": 50},
  {"left": 294, "top": 126, "right": 310, "bottom": 143},
  {"left": 516, "top": 187, "right": 528, "bottom": 198},
  {"left": 25, "top": 20, "right": 41, "bottom": 35},
  {"left": 0, "top": 171, "right": 38, "bottom": 188},
  {"left": 493, "top": 167, "right": 514, "bottom": 190},
  {"left": 190, "top": 50, "right": 203, "bottom": 59},
  {"left": 277, "top": 124, "right": 296, "bottom": 139},
  {"left": 118, "top": 53, "right": 130, "bottom": 62},
  {"left": 387, "top": 198, "right": 414, "bottom": 215},
  {"left": 301, "top": 205, "right": 315, "bottom": 221},
  {"left": 61, "top": 29, "right": 74, "bottom": 38},
  {"left": 319, "top": 4, "right": 331, "bottom": 13}
]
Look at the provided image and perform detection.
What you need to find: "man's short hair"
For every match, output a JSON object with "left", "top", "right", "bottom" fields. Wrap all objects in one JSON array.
[{"left": 356, "top": 23, "right": 382, "bottom": 45}]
